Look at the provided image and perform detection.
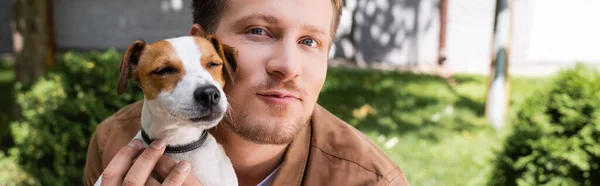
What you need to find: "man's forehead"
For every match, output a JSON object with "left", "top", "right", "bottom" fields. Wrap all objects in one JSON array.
[{"left": 222, "top": 0, "right": 334, "bottom": 34}]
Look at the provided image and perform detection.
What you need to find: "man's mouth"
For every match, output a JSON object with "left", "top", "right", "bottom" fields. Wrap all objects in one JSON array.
[
  {"left": 257, "top": 90, "right": 301, "bottom": 105},
  {"left": 257, "top": 90, "right": 300, "bottom": 99}
]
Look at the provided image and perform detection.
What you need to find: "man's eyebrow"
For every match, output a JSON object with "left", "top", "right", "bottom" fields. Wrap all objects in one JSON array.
[
  {"left": 303, "top": 24, "right": 330, "bottom": 40},
  {"left": 234, "top": 13, "right": 279, "bottom": 25}
]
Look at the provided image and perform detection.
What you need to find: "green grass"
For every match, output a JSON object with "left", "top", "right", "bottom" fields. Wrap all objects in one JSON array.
[{"left": 318, "top": 67, "right": 548, "bottom": 186}]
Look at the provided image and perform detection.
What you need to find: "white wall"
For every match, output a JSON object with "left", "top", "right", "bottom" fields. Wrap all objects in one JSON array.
[{"left": 525, "top": 0, "right": 600, "bottom": 64}]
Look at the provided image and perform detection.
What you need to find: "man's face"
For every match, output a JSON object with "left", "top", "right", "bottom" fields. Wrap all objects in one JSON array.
[{"left": 200, "top": 0, "right": 333, "bottom": 144}]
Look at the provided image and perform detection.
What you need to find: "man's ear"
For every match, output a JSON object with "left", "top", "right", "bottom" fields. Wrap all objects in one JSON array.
[
  {"left": 118, "top": 39, "right": 146, "bottom": 95},
  {"left": 206, "top": 35, "right": 239, "bottom": 84}
]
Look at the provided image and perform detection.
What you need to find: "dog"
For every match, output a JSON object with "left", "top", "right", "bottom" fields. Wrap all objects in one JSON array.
[{"left": 93, "top": 35, "right": 239, "bottom": 186}]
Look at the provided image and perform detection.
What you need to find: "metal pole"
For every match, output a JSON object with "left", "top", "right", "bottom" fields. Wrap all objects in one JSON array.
[{"left": 485, "top": 0, "right": 512, "bottom": 129}]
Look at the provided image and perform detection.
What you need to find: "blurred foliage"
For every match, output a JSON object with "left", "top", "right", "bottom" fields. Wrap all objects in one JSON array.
[
  {"left": 0, "top": 58, "right": 16, "bottom": 151},
  {"left": 0, "top": 151, "right": 35, "bottom": 186},
  {"left": 5, "top": 49, "right": 143, "bottom": 186},
  {"left": 488, "top": 64, "right": 600, "bottom": 186}
]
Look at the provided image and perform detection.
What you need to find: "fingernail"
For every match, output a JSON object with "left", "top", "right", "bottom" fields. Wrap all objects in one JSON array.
[
  {"left": 175, "top": 161, "right": 190, "bottom": 173},
  {"left": 150, "top": 139, "right": 165, "bottom": 149},
  {"left": 128, "top": 139, "right": 141, "bottom": 148}
]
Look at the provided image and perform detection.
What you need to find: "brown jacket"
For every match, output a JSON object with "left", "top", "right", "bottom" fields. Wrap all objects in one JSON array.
[{"left": 83, "top": 101, "right": 410, "bottom": 186}]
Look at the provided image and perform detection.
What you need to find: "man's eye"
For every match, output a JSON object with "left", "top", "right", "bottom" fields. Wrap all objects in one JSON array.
[
  {"left": 250, "top": 28, "right": 265, "bottom": 35},
  {"left": 300, "top": 38, "right": 318, "bottom": 47}
]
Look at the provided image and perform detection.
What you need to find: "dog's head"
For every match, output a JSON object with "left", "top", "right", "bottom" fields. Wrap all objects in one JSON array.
[{"left": 117, "top": 35, "right": 238, "bottom": 129}]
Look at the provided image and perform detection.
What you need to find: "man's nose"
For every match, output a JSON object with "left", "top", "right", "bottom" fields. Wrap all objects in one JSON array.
[{"left": 266, "top": 41, "right": 302, "bottom": 81}]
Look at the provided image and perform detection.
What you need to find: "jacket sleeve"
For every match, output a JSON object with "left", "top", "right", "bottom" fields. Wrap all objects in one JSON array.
[
  {"left": 382, "top": 167, "right": 410, "bottom": 186},
  {"left": 83, "top": 131, "right": 103, "bottom": 186},
  {"left": 388, "top": 174, "right": 410, "bottom": 186}
]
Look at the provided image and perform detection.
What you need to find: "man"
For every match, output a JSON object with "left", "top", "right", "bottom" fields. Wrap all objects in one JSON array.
[{"left": 83, "top": 0, "right": 410, "bottom": 185}]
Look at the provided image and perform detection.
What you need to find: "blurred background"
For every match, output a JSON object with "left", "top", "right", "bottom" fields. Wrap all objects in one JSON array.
[{"left": 1, "top": 0, "right": 599, "bottom": 185}]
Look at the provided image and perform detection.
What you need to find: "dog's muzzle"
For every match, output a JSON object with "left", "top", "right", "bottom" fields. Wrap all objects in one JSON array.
[
  {"left": 186, "top": 84, "right": 224, "bottom": 123},
  {"left": 194, "top": 85, "right": 220, "bottom": 108}
]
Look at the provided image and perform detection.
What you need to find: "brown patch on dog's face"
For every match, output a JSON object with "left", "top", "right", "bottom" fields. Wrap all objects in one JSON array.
[
  {"left": 138, "top": 41, "right": 185, "bottom": 100},
  {"left": 118, "top": 40, "right": 185, "bottom": 100},
  {"left": 195, "top": 37, "right": 226, "bottom": 87}
]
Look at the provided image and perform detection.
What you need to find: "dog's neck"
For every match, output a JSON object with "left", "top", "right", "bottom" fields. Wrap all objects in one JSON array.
[{"left": 140, "top": 100, "right": 207, "bottom": 147}]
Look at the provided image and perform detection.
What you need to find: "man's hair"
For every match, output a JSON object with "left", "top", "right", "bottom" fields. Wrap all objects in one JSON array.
[{"left": 191, "top": 0, "right": 344, "bottom": 38}]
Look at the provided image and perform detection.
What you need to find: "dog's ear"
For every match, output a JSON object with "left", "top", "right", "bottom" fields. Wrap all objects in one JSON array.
[
  {"left": 207, "top": 35, "right": 239, "bottom": 84},
  {"left": 220, "top": 44, "right": 239, "bottom": 84},
  {"left": 118, "top": 39, "right": 146, "bottom": 95}
]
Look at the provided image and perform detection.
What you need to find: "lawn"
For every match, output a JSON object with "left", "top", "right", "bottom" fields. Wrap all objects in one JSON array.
[
  {"left": 318, "top": 67, "right": 547, "bottom": 186},
  {"left": 0, "top": 53, "right": 548, "bottom": 185}
]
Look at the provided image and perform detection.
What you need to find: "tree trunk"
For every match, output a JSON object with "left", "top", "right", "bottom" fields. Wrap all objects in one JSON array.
[
  {"left": 438, "top": 0, "right": 447, "bottom": 66},
  {"left": 11, "top": 0, "right": 55, "bottom": 84}
]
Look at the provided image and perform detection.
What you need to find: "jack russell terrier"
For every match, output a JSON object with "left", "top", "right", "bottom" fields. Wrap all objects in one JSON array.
[{"left": 94, "top": 35, "right": 239, "bottom": 186}]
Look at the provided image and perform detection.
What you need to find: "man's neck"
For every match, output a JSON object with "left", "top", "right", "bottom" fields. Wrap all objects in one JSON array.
[{"left": 211, "top": 125, "right": 288, "bottom": 186}]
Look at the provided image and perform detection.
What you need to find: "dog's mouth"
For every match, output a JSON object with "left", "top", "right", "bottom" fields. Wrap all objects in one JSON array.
[
  {"left": 184, "top": 108, "right": 224, "bottom": 123},
  {"left": 171, "top": 103, "right": 226, "bottom": 124},
  {"left": 189, "top": 115, "right": 212, "bottom": 122}
]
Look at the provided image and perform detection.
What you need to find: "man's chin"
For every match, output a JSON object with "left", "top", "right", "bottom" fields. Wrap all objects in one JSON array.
[{"left": 225, "top": 115, "right": 310, "bottom": 145}]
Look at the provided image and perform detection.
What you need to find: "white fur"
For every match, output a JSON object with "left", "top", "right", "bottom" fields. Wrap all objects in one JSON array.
[{"left": 95, "top": 36, "right": 237, "bottom": 186}]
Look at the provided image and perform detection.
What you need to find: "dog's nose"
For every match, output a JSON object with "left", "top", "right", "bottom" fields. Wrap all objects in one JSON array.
[{"left": 194, "top": 85, "right": 220, "bottom": 107}]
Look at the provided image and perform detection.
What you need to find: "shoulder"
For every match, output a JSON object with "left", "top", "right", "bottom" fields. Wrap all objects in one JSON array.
[
  {"left": 308, "top": 104, "right": 409, "bottom": 185},
  {"left": 83, "top": 100, "right": 144, "bottom": 185},
  {"left": 93, "top": 101, "right": 144, "bottom": 151}
]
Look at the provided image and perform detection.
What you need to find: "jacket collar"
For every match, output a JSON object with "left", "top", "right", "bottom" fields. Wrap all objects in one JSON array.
[{"left": 270, "top": 113, "right": 313, "bottom": 185}]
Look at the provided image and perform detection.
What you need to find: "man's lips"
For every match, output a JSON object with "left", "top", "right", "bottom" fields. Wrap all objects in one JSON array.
[{"left": 257, "top": 90, "right": 301, "bottom": 100}]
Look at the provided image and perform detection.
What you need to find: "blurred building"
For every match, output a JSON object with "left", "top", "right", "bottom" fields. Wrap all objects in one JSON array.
[{"left": 1, "top": 0, "right": 598, "bottom": 76}]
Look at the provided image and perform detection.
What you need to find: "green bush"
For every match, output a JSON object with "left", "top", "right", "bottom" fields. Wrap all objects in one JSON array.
[
  {"left": 0, "top": 151, "right": 35, "bottom": 186},
  {"left": 0, "top": 58, "right": 16, "bottom": 151},
  {"left": 488, "top": 64, "right": 600, "bottom": 186},
  {"left": 7, "top": 49, "right": 143, "bottom": 186}
]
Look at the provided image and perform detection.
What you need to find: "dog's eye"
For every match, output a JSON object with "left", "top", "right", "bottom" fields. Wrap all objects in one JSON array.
[
  {"left": 151, "top": 67, "right": 176, "bottom": 75},
  {"left": 207, "top": 62, "right": 222, "bottom": 68}
]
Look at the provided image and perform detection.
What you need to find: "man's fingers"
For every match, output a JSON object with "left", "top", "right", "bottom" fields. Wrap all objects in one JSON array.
[
  {"left": 144, "top": 177, "right": 162, "bottom": 186},
  {"left": 155, "top": 156, "right": 204, "bottom": 186},
  {"left": 122, "top": 139, "right": 166, "bottom": 186},
  {"left": 154, "top": 156, "right": 178, "bottom": 178},
  {"left": 100, "top": 139, "right": 143, "bottom": 186},
  {"left": 161, "top": 161, "right": 191, "bottom": 186}
]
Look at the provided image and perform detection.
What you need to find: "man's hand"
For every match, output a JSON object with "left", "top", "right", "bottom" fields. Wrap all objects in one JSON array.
[
  {"left": 152, "top": 156, "right": 204, "bottom": 185},
  {"left": 98, "top": 139, "right": 203, "bottom": 186}
]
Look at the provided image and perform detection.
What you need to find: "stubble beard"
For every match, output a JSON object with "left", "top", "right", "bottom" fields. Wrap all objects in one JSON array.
[
  {"left": 223, "top": 109, "right": 311, "bottom": 145},
  {"left": 222, "top": 75, "right": 314, "bottom": 144}
]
